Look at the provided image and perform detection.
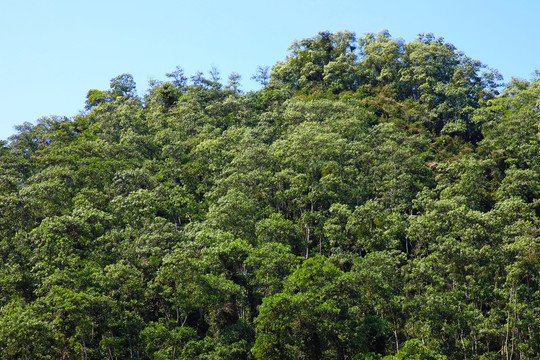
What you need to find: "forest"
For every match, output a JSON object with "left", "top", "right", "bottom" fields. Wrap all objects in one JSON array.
[{"left": 0, "top": 30, "right": 539, "bottom": 359}]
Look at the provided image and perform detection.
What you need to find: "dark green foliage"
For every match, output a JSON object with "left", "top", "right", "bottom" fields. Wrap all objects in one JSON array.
[{"left": 1, "top": 31, "right": 539, "bottom": 360}]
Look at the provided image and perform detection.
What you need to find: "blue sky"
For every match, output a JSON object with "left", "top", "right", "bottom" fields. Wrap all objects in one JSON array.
[{"left": 1, "top": 0, "right": 538, "bottom": 140}]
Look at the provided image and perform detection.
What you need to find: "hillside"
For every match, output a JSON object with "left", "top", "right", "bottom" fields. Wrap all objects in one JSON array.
[{"left": 0, "top": 30, "right": 539, "bottom": 359}]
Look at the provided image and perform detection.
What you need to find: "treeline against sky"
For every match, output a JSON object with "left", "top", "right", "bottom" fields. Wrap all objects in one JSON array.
[{"left": 0, "top": 30, "right": 539, "bottom": 359}]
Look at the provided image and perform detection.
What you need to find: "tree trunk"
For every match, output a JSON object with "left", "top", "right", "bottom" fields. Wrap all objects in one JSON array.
[
  {"left": 108, "top": 345, "right": 114, "bottom": 360},
  {"left": 304, "top": 224, "right": 310, "bottom": 259}
]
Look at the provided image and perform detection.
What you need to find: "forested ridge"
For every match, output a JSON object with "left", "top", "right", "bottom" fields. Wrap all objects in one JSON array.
[{"left": 1, "top": 30, "right": 539, "bottom": 359}]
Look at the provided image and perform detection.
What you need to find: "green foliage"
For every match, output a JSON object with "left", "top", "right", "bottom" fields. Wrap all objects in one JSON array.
[
  {"left": 86, "top": 73, "right": 138, "bottom": 110},
  {"left": 271, "top": 30, "right": 359, "bottom": 92},
  {"left": 1, "top": 30, "right": 539, "bottom": 360}
]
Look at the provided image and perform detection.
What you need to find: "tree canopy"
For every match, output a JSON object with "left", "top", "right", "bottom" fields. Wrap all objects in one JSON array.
[{"left": 0, "top": 30, "right": 538, "bottom": 360}]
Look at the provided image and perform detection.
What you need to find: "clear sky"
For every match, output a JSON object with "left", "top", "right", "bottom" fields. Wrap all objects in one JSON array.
[{"left": 1, "top": 0, "right": 539, "bottom": 141}]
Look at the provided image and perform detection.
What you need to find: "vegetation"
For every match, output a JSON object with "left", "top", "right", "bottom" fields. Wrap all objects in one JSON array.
[{"left": 1, "top": 30, "right": 539, "bottom": 359}]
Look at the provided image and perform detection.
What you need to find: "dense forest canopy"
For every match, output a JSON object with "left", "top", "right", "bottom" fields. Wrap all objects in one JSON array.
[{"left": 0, "top": 30, "right": 539, "bottom": 359}]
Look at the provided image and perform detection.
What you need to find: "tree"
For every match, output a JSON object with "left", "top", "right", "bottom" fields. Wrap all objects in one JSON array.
[
  {"left": 110, "top": 73, "right": 137, "bottom": 98},
  {"left": 252, "top": 66, "right": 270, "bottom": 87},
  {"left": 85, "top": 73, "right": 137, "bottom": 110},
  {"left": 271, "top": 30, "right": 359, "bottom": 91},
  {"left": 358, "top": 30, "right": 404, "bottom": 88},
  {"left": 227, "top": 72, "right": 242, "bottom": 93},
  {"left": 397, "top": 33, "right": 501, "bottom": 138},
  {"left": 253, "top": 256, "right": 369, "bottom": 359},
  {"left": 166, "top": 65, "right": 188, "bottom": 88}
]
